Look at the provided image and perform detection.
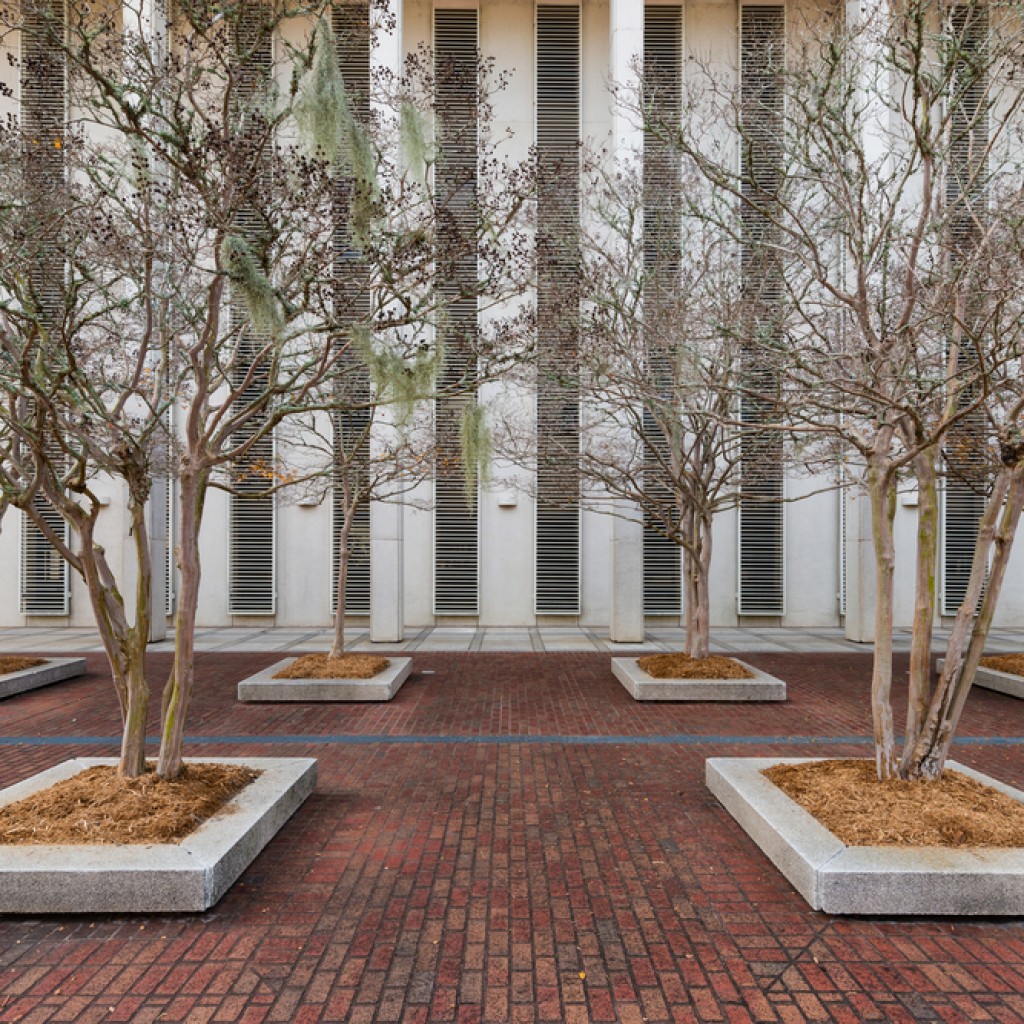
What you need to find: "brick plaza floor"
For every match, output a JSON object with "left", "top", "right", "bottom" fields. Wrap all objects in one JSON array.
[{"left": 1, "top": 651, "right": 1023, "bottom": 1023}]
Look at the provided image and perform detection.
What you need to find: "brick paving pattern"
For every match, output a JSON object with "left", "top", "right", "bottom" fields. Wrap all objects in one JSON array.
[{"left": 1, "top": 652, "right": 1023, "bottom": 1023}]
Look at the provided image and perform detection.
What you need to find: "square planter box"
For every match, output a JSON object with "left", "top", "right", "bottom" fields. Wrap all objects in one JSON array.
[
  {"left": 612, "top": 657, "right": 786, "bottom": 701},
  {"left": 237, "top": 656, "right": 413, "bottom": 702},
  {"left": 0, "top": 757, "right": 317, "bottom": 914},
  {"left": 0, "top": 658, "right": 87, "bottom": 701},
  {"left": 706, "top": 757, "right": 1024, "bottom": 915},
  {"left": 937, "top": 658, "right": 1024, "bottom": 700}
]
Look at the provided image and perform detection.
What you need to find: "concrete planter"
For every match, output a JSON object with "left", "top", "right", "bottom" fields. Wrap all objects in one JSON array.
[
  {"left": 706, "top": 757, "right": 1024, "bottom": 915},
  {"left": 612, "top": 657, "right": 786, "bottom": 701},
  {"left": 937, "top": 659, "right": 1024, "bottom": 700},
  {"left": 0, "top": 658, "right": 87, "bottom": 701},
  {"left": 0, "top": 757, "right": 317, "bottom": 914},
  {"left": 237, "top": 656, "right": 413, "bottom": 702}
]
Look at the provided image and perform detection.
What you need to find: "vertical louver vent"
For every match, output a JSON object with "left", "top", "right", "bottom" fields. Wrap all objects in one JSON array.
[
  {"left": 738, "top": 5, "right": 785, "bottom": 615},
  {"left": 332, "top": 1, "right": 372, "bottom": 615},
  {"left": 942, "top": 4, "right": 990, "bottom": 617},
  {"left": 19, "top": 1, "right": 69, "bottom": 616},
  {"left": 21, "top": 502, "right": 69, "bottom": 615},
  {"left": 535, "top": 4, "right": 581, "bottom": 615},
  {"left": 642, "top": 5, "right": 683, "bottom": 615},
  {"left": 433, "top": 8, "right": 481, "bottom": 615},
  {"left": 228, "top": 11, "right": 276, "bottom": 615}
]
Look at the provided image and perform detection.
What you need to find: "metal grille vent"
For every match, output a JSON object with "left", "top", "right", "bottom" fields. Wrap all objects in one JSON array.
[
  {"left": 19, "top": 2, "right": 69, "bottom": 616},
  {"left": 228, "top": 16, "right": 276, "bottom": 616},
  {"left": 21, "top": 501, "right": 70, "bottom": 616},
  {"left": 738, "top": 5, "right": 785, "bottom": 615},
  {"left": 433, "top": 8, "right": 481, "bottom": 615},
  {"left": 20, "top": 0, "right": 66, "bottom": 329},
  {"left": 535, "top": 4, "right": 581, "bottom": 615},
  {"left": 642, "top": 5, "right": 683, "bottom": 615},
  {"left": 332, "top": 1, "right": 372, "bottom": 615},
  {"left": 942, "top": 4, "right": 990, "bottom": 617}
]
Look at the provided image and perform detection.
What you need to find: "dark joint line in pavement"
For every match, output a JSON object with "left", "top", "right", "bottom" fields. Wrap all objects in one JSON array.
[{"left": 1, "top": 734, "right": 1023, "bottom": 746}]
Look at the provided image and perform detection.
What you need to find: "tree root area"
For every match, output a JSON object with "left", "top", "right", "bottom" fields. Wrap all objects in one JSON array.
[
  {"left": 0, "top": 656, "right": 47, "bottom": 675},
  {"left": 272, "top": 653, "right": 390, "bottom": 679},
  {"left": 637, "top": 653, "right": 754, "bottom": 680},
  {"left": 0, "top": 763, "right": 259, "bottom": 845},
  {"left": 764, "top": 759, "right": 1024, "bottom": 847},
  {"left": 980, "top": 653, "right": 1024, "bottom": 677}
]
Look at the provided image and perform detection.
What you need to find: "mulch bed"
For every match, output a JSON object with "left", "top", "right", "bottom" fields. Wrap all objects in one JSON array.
[
  {"left": 0, "top": 657, "right": 47, "bottom": 675},
  {"left": 980, "top": 653, "right": 1024, "bottom": 677},
  {"left": 764, "top": 758, "right": 1024, "bottom": 847},
  {"left": 272, "top": 653, "right": 390, "bottom": 680},
  {"left": 0, "top": 763, "right": 258, "bottom": 845},
  {"left": 637, "top": 653, "right": 753, "bottom": 680}
]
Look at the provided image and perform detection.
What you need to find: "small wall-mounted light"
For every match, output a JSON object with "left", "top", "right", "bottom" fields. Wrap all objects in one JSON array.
[
  {"left": 497, "top": 490, "right": 518, "bottom": 508},
  {"left": 297, "top": 495, "right": 321, "bottom": 508},
  {"left": 900, "top": 491, "right": 919, "bottom": 508}
]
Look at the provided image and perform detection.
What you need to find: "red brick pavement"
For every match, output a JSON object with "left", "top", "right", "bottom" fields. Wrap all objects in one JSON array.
[{"left": 0, "top": 652, "right": 1023, "bottom": 1024}]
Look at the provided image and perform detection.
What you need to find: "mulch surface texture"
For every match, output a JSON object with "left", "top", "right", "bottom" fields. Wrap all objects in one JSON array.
[
  {"left": 980, "top": 652, "right": 1024, "bottom": 677},
  {"left": 273, "top": 654, "right": 390, "bottom": 680},
  {"left": 0, "top": 656, "right": 46, "bottom": 675},
  {"left": 637, "top": 654, "right": 753, "bottom": 680},
  {"left": 764, "top": 758, "right": 1024, "bottom": 847},
  {"left": 1, "top": 650, "right": 1023, "bottom": 1023},
  {"left": 0, "top": 763, "right": 257, "bottom": 845}
]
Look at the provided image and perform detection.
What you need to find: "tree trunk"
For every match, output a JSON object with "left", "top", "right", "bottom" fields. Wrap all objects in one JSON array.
[
  {"left": 330, "top": 488, "right": 353, "bottom": 661},
  {"left": 904, "top": 464, "right": 1024, "bottom": 779},
  {"left": 901, "top": 449, "right": 939, "bottom": 771},
  {"left": 157, "top": 469, "right": 205, "bottom": 780},
  {"left": 70, "top": 508, "right": 151, "bottom": 778},
  {"left": 120, "top": 495, "right": 153, "bottom": 777},
  {"left": 867, "top": 451, "right": 899, "bottom": 780},
  {"left": 688, "top": 514, "right": 713, "bottom": 660}
]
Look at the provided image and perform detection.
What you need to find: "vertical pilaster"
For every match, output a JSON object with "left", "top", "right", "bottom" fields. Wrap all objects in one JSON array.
[
  {"left": 369, "top": 0, "right": 405, "bottom": 643},
  {"left": 608, "top": 0, "right": 646, "bottom": 643},
  {"left": 126, "top": 0, "right": 170, "bottom": 641}
]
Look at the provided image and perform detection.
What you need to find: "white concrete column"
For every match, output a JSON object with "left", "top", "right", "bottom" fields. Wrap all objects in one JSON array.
[
  {"left": 125, "top": 0, "right": 170, "bottom": 642},
  {"left": 841, "top": 0, "right": 889, "bottom": 643},
  {"left": 844, "top": 489, "right": 875, "bottom": 642},
  {"left": 608, "top": 0, "right": 646, "bottom": 643},
  {"left": 369, "top": 0, "right": 405, "bottom": 644}
]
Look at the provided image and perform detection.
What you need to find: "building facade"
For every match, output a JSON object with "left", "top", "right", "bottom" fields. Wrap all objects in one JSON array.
[{"left": 2, "top": 0, "right": 1022, "bottom": 640}]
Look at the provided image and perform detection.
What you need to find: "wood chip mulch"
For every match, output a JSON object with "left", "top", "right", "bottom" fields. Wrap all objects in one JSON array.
[
  {"left": 764, "top": 758, "right": 1024, "bottom": 848},
  {"left": 980, "top": 653, "right": 1024, "bottom": 677},
  {"left": 0, "top": 656, "right": 47, "bottom": 675},
  {"left": 0, "top": 763, "right": 259, "bottom": 845},
  {"left": 273, "top": 653, "right": 390, "bottom": 680},
  {"left": 637, "top": 653, "right": 754, "bottom": 680}
]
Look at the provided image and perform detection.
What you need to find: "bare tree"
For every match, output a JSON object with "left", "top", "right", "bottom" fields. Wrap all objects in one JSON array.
[
  {"left": 650, "top": 0, "right": 1024, "bottom": 778},
  {"left": 0, "top": 0, "right": 531, "bottom": 778}
]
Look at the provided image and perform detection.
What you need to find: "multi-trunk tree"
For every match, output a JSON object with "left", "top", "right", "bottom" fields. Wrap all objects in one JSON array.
[
  {"left": 654, "top": 0, "right": 1024, "bottom": 778},
  {"left": 0, "top": 0, "right": 530, "bottom": 777}
]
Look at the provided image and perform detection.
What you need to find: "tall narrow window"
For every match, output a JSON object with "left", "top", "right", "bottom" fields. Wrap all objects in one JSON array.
[
  {"left": 228, "top": 7, "right": 276, "bottom": 615},
  {"left": 942, "top": 3, "right": 989, "bottom": 616},
  {"left": 737, "top": 5, "right": 785, "bottom": 616},
  {"left": 332, "top": 0, "right": 372, "bottom": 616},
  {"left": 19, "top": 0, "right": 70, "bottom": 616},
  {"left": 535, "top": 4, "right": 581, "bottom": 615},
  {"left": 433, "top": 8, "right": 481, "bottom": 615},
  {"left": 642, "top": 5, "right": 683, "bottom": 615}
]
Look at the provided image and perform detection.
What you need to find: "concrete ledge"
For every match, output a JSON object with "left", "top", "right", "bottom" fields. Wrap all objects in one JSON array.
[
  {"left": 938, "top": 659, "right": 1024, "bottom": 700},
  {"left": 0, "top": 658, "right": 87, "bottom": 701},
  {"left": 612, "top": 657, "right": 786, "bottom": 701},
  {"left": 0, "top": 757, "right": 317, "bottom": 914},
  {"left": 706, "top": 757, "right": 1024, "bottom": 915},
  {"left": 237, "top": 656, "right": 412, "bottom": 702}
]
